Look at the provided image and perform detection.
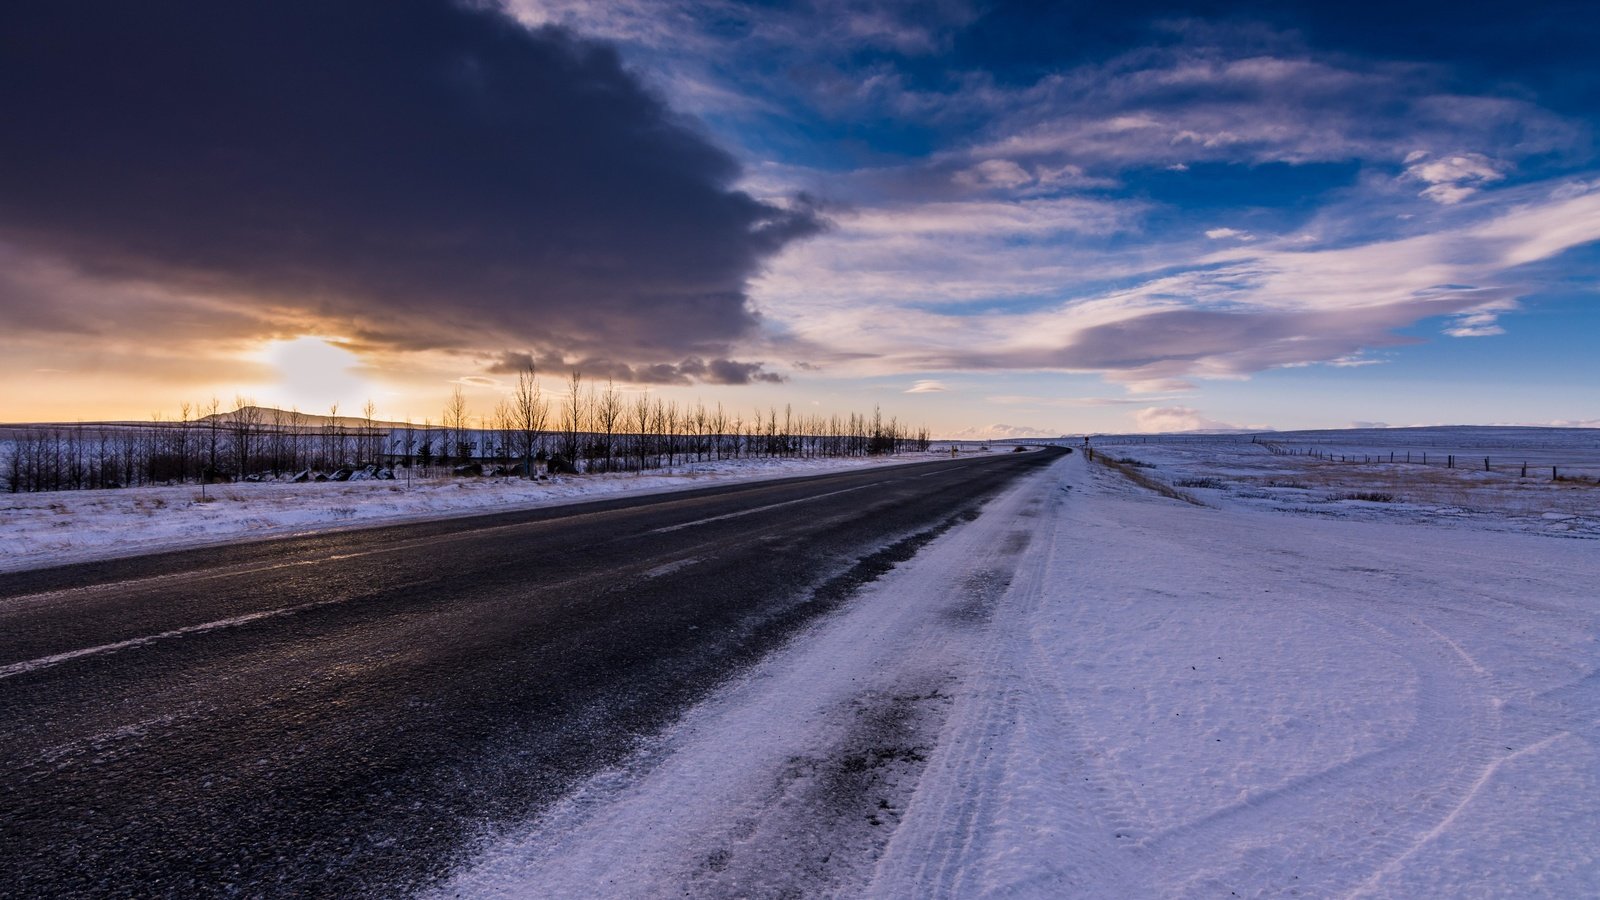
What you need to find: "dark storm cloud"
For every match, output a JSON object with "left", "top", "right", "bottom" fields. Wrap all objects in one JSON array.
[
  {"left": 487, "top": 350, "right": 784, "bottom": 385},
  {"left": 0, "top": 1, "right": 820, "bottom": 361}
]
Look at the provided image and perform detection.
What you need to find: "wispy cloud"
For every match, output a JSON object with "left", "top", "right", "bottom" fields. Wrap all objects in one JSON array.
[
  {"left": 754, "top": 175, "right": 1600, "bottom": 387},
  {"left": 1404, "top": 151, "right": 1508, "bottom": 204}
]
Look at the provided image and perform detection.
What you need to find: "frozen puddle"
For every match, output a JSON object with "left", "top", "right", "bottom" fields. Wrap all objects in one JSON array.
[{"left": 438, "top": 450, "right": 1600, "bottom": 898}]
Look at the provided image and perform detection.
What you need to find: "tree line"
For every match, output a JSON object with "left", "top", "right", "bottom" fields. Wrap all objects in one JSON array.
[{"left": 2, "top": 366, "right": 932, "bottom": 493}]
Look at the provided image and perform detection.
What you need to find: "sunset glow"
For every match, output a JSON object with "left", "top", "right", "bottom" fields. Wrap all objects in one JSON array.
[{"left": 255, "top": 337, "right": 375, "bottom": 415}]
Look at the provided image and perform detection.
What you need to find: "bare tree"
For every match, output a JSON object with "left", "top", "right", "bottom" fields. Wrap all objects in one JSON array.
[
  {"left": 268, "top": 406, "right": 286, "bottom": 476},
  {"left": 631, "top": 392, "right": 652, "bottom": 472},
  {"left": 287, "top": 407, "right": 306, "bottom": 473},
  {"left": 323, "top": 402, "right": 343, "bottom": 470},
  {"left": 595, "top": 380, "right": 621, "bottom": 472},
  {"left": 361, "top": 399, "right": 378, "bottom": 467},
  {"left": 417, "top": 418, "right": 435, "bottom": 469},
  {"left": 561, "top": 370, "right": 584, "bottom": 466},
  {"left": 492, "top": 398, "right": 516, "bottom": 469},
  {"left": 229, "top": 395, "right": 262, "bottom": 477},
  {"left": 444, "top": 386, "right": 470, "bottom": 464},
  {"left": 511, "top": 359, "right": 549, "bottom": 476},
  {"left": 202, "top": 396, "right": 222, "bottom": 479},
  {"left": 176, "top": 401, "right": 193, "bottom": 482}
]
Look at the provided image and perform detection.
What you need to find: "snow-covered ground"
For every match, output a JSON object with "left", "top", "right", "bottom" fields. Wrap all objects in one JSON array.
[
  {"left": 1084, "top": 427, "right": 1600, "bottom": 539},
  {"left": 439, "top": 443, "right": 1600, "bottom": 897},
  {"left": 0, "top": 452, "right": 975, "bottom": 573}
]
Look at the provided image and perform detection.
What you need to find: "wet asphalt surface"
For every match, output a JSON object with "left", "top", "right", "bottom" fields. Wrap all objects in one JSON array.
[{"left": 0, "top": 448, "right": 1062, "bottom": 898}]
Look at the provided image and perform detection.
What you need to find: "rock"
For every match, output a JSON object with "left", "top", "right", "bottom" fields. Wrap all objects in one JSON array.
[
  {"left": 314, "top": 473, "right": 329, "bottom": 482},
  {"left": 453, "top": 462, "right": 484, "bottom": 477},
  {"left": 330, "top": 467, "right": 354, "bottom": 482},
  {"left": 376, "top": 468, "right": 394, "bottom": 480},
  {"left": 546, "top": 454, "right": 579, "bottom": 475},
  {"left": 291, "top": 469, "right": 312, "bottom": 483}
]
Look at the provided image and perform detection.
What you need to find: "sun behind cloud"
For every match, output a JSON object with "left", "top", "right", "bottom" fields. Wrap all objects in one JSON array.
[{"left": 257, "top": 337, "right": 374, "bottom": 414}]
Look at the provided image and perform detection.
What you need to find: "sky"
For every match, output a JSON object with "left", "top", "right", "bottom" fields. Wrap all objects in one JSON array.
[{"left": 1, "top": 1, "right": 1597, "bottom": 436}]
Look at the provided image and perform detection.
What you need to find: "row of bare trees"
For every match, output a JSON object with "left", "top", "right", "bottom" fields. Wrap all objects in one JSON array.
[
  {"left": 2, "top": 394, "right": 391, "bottom": 492},
  {"left": 2, "top": 367, "right": 934, "bottom": 493}
]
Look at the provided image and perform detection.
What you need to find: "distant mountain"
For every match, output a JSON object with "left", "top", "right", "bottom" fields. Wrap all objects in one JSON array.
[{"left": 198, "top": 406, "right": 417, "bottom": 429}]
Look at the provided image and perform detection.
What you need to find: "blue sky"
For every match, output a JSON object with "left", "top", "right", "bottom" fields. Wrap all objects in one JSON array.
[
  {"left": 1, "top": 1, "right": 1596, "bottom": 434},
  {"left": 496, "top": 0, "right": 1599, "bottom": 434}
]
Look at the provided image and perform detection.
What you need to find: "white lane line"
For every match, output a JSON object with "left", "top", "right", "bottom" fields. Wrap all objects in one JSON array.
[
  {"left": 648, "top": 485, "right": 876, "bottom": 534},
  {"left": 643, "top": 557, "right": 704, "bottom": 579},
  {"left": 3, "top": 561, "right": 621, "bottom": 681},
  {"left": 0, "top": 595, "right": 350, "bottom": 681},
  {"left": 919, "top": 465, "right": 970, "bottom": 477}
]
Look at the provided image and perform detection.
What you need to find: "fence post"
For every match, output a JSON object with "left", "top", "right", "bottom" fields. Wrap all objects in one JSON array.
[
  {"left": 1484, "top": 457, "right": 1490, "bottom": 472},
  {"left": 1447, "top": 455, "right": 1453, "bottom": 469},
  {"left": 1553, "top": 466, "right": 1559, "bottom": 481}
]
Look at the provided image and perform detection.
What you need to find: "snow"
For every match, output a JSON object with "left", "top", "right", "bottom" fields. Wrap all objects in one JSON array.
[
  {"left": 0, "top": 451, "right": 978, "bottom": 573},
  {"left": 438, "top": 438, "right": 1600, "bottom": 898},
  {"left": 1081, "top": 427, "right": 1600, "bottom": 538}
]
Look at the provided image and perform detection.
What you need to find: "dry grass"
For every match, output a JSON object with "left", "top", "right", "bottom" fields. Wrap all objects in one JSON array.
[
  {"left": 1245, "top": 460, "right": 1597, "bottom": 517},
  {"left": 1093, "top": 454, "right": 1204, "bottom": 505}
]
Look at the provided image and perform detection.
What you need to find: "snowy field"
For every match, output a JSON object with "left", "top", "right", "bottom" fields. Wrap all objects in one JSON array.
[
  {"left": 440, "top": 441, "right": 1600, "bottom": 897},
  {"left": 0, "top": 451, "right": 984, "bottom": 573},
  {"left": 1086, "top": 426, "right": 1600, "bottom": 539}
]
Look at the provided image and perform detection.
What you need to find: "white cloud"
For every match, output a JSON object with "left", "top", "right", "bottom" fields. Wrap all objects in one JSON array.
[
  {"left": 904, "top": 379, "right": 949, "bottom": 393},
  {"left": 753, "top": 172, "right": 1600, "bottom": 386},
  {"left": 953, "top": 159, "right": 1032, "bottom": 190},
  {"left": 1408, "top": 152, "right": 1505, "bottom": 185},
  {"left": 1405, "top": 151, "right": 1506, "bottom": 204},
  {"left": 1204, "top": 227, "right": 1253, "bottom": 240},
  {"left": 1419, "top": 183, "right": 1481, "bottom": 205},
  {"left": 1131, "top": 406, "right": 1242, "bottom": 433},
  {"left": 986, "top": 394, "right": 1167, "bottom": 407},
  {"left": 847, "top": 196, "right": 1137, "bottom": 237},
  {"left": 1444, "top": 301, "right": 1519, "bottom": 337}
]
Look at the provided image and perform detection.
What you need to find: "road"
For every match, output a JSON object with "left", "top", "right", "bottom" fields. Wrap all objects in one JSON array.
[{"left": 0, "top": 448, "right": 1063, "bottom": 897}]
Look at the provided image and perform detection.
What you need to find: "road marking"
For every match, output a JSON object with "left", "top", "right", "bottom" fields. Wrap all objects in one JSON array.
[
  {"left": 1, "top": 561, "right": 624, "bottom": 680},
  {"left": 643, "top": 557, "right": 703, "bottom": 579},
  {"left": 648, "top": 485, "right": 877, "bottom": 534},
  {"left": 0, "top": 596, "right": 351, "bottom": 681}
]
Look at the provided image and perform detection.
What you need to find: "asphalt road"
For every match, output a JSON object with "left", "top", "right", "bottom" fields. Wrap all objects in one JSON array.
[{"left": 0, "top": 448, "right": 1063, "bottom": 898}]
